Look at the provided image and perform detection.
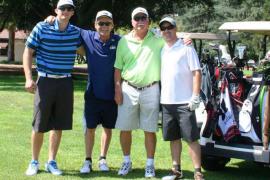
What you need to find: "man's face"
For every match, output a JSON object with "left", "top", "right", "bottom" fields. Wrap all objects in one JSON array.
[
  {"left": 55, "top": 5, "right": 74, "bottom": 21},
  {"left": 95, "top": 16, "right": 114, "bottom": 37},
  {"left": 160, "top": 22, "right": 177, "bottom": 43},
  {"left": 131, "top": 13, "right": 149, "bottom": 32}
]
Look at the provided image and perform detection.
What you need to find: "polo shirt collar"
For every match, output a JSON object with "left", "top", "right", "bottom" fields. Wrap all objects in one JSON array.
[
  {"left": 94, "top": 31, "right": 115, "bottom": 44},
  {"left": 164, "top": 38, "right": 183, "bottom": 50},
  {"left": 54, "top": 19, "right": 72, "bottom": 32},
  {"left": 127, "top": 30, "right": 153, "bottom": 43}
]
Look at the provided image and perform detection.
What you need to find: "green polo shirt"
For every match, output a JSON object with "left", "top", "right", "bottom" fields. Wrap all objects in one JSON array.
[{"left": 114, "top": 30, "right": 164, "bottom": 87}]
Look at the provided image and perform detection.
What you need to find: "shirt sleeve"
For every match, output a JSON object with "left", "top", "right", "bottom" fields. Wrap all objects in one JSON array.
[
  {"left": 114, "top": 37, "right": 124, "bottom": 70},
  {"left": 75, "top": 28, "right": 82, "bottom": 48},
  {"left": 186, "top": 46, "right": 201, "bottom": 71},
  {"left": 25, "top": 22, "right": 42, "bottom": 50}
]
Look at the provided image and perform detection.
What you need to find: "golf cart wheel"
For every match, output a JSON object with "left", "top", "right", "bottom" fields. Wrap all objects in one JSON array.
[{"left": 201, "top": 155, "right": 230, "bottom": 171}]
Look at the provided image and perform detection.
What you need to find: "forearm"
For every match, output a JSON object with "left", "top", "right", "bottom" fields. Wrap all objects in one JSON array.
[
  {"left": 76, "top": 45, "right": 86, "bottom": 56},
  {"left": 114, "top": 68, "right": 123, "bottom": 104},
  {"left": 114, "top": 68, "right": 122, "bottom": 88},
  {"left": 192, "top": 70, "right": 201, "bottom": 95},
  {"left": 23, "top": 47, "right": 34, "bottom": 81}
]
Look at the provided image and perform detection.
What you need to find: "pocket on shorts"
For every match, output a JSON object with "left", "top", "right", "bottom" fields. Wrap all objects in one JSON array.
[{"left": 180, "top": 104, "right": 191, "bottom": 112}]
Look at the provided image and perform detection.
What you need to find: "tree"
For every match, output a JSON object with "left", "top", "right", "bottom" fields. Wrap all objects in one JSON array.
[{"left": 0, "top": 0, "right": 54, "bottom": 62}]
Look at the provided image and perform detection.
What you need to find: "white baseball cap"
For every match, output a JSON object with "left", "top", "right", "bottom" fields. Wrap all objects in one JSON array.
[
  {"left": 96, "top": 10, "right": 113, "bottom": 20},
  {"left": 159, "top": 16, "right": 176, "bottom": 27},
  {"left": 57, "top": 0, "right": 75, "bottom": 8},
  {"left": 131, "top": 7, "right": 148, "bottom": 19}
]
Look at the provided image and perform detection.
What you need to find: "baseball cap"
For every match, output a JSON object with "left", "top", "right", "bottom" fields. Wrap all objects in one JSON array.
[
  {"left": 159, "top": 16, "right": 176, "bottom": 27},
  {"left": 131, "top": 7, "right": 148, "bottom": 19},
  {"left": 96, "top": 10, "right": 113, "bottom": 20},
  {"left": 57, "top": 0, "right": 75, "bottom": 8}
]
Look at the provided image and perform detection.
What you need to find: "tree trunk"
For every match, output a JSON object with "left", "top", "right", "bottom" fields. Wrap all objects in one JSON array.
[{"left": 7, "top": 25, "right": 15, "bottom": 62}]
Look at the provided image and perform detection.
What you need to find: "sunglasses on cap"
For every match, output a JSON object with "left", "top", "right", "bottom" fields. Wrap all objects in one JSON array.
[
  {"left": 58, "top": 5, "right": 74, "bottom": 12},
  {"left": 160, "top": 24, "right": 175, "bottom": 31},
  {"left": 133, "top": 15, "right": 147, "bottom": 22},
  {"left": 97, "top": 21, "right": 112, "bottom": 26}
]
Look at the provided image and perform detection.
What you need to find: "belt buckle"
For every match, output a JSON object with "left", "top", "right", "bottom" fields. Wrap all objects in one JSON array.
[
  {"left": 125, "top": 80, "right": 157, "bottom": 91},
  {"left": 38, "top": 72, "right": 70, "bottom": 79}
]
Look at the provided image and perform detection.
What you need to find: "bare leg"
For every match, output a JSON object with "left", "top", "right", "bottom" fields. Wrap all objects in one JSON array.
[
  {"left": 31, "top": 131, "right": 44, "bottom": 160},
  {"left": 120, "top": 131, "right": 132, "bottom": 156},
  {"left": 100, "top": 128, "right": 112, "bottom": 157},
  {"left": 48, "top": 130, "right": 62, "bottom": 161},
  {"left": 188, "top": 141, "right": 201, "bottom": 168},
  {"left": 85, "top": 128, "right": 95, "bottom": 158},
  {"left": 170, "top": 139, "right": 182, "bottom": 165},
  {"left": 144, "top": 131, "right": 156, "bottom": 158}
]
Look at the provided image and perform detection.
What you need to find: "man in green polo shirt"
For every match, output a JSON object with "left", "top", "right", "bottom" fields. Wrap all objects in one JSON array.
[{"left": 114, "top": 7, "right": 164, "bottom": 178}]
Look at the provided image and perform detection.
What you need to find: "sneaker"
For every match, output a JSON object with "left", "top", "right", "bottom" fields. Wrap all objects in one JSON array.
[
  {"left": 118, "top": 161, "right": 132, "bottom": 175},
  {"left": 145, "top": 165, "right": 155, "bottom": 178},
  {"left": 194, "top": 171, "right": 204, "bottom": 180},
  {"left": 45, "top": 160, "right": 62, "bottom": 175},
  {"left": 25, "top": 160, "right": 39, "bottom": 176},
  {"left": 162, "top": 169, "right": 183, "bottom": 180},
  {"left": 80, "top": 160, "right": 92, "bottom": 174},
  {"left": 99, "top": 159, "right": 109, "bottom": 171}
]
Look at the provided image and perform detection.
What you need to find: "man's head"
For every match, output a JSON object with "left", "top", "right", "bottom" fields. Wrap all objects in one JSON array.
[
  {"left": 159, "top": 16, "right": 177, "bottom": 44},
  {"left": 131, "top": 7, "right": 149, "bottom": 32},
  {"left": 55, "top": 0, "right": 75, "bottom": 21},
  {"left": 95, "top": 10, "right": 114, "bottom": 38}
]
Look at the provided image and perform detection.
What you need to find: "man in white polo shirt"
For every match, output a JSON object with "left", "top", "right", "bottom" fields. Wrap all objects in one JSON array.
[{"left": 159, "top": 16, "right": 204, "bottom": 180}]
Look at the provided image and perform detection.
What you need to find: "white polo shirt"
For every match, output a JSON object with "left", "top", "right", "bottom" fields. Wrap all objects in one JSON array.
[{"left": 160, "top": 39, "right": 201, "bottom": 104}]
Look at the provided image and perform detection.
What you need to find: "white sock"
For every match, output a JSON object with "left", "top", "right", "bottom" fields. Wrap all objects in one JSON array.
[
  {"left": 146, "top": 158, "right": 154, "bottom": 166},
  {"left": 123, "top": 155, "right": 131, "bottom": 163}
]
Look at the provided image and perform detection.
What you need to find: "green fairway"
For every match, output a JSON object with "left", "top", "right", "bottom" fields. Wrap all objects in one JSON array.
[{"left": 0, "top": 75, "right": 269, "bottom": 180}]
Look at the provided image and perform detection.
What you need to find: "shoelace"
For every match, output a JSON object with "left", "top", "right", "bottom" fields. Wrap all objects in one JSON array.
[
  {"left": 31, "top": 161, "right": 38, "bottom": 166},
  {"left": 121, "top": 163, "right": 130, "bottom": 171},
  {"left": 49, "top": 161, "right": 58, "bottom": 169},
  {"left": 146, "top": 166, "right": 154, "bottom": 173},
  {"left": 99, "top": 159, "right": 106, "bottom": 165}
]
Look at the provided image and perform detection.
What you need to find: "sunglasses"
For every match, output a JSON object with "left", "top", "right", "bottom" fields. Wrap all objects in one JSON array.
[
  {"left": 160, "top": 24, "right": 175, "bottom": 31},
  {"left": 97, "top": 21, "right": 112, "bottom": 26},
  {"left": 133, "top": 15, "right": 147, "bottom": 22},
  {"left": 58, "top": 5, "right": 74, "bottom": 12}
]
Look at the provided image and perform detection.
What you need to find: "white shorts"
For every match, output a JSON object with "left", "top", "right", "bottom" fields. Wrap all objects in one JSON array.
[{"left": 115, "top": 81, "right": 160, "bottom": 132}]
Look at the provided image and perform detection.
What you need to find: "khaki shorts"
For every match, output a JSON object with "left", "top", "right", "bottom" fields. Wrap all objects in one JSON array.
[{"left": 115, "top": 81, "right": 160, "bottom": 132}]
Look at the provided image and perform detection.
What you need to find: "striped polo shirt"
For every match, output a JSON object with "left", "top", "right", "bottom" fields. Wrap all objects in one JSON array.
[{"left": 26, "top": 20, "right": 81, "bottom": 75}]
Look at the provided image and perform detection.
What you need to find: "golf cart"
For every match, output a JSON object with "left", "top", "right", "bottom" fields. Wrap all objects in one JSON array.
[
  {"left": 177, "top": 32, "right": 239, "bottom": 128},
  {"left": 199, "top": 21, "right": 270, "bottom": 171}
]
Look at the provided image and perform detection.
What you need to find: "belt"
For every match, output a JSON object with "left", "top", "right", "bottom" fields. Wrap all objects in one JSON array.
[
  {"left": 178, "top": 103, "right": 189, "bottom": 106},
  {"left": 124, "top": 80, "right": 158, "bottom": 91},
  {"left": 38, "top": 72, "right": 71, "bottom": 79}
]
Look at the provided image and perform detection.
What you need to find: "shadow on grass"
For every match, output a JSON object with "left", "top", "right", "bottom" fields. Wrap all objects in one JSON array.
[
  {"left": 26, "top": 162, "right": 270, "bottom": 180},
  {"left": 58, "top": 168, "right": 198, "bottom": 179},
  {"left": 203, "top": 160, "right": 270, "bottom": 180}
]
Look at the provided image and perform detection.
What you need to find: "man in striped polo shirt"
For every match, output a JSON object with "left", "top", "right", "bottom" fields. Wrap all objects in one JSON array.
[{"left": 23, "top": 0, "right": 81, "bottom": 176}]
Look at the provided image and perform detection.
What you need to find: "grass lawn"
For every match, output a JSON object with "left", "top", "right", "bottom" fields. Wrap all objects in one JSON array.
[{"left": 0, "top": 75, "right": 269, "bottom": 180}]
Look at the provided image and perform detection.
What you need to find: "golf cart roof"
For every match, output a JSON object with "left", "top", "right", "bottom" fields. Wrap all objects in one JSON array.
[
  {"left": 219, "top": 21, "right": 270, "bottom": 35},
  {"left": 177, "top": 32, "right": 238, "bottom": 40}
]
